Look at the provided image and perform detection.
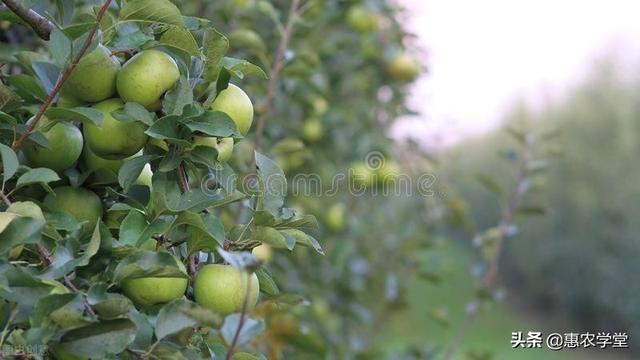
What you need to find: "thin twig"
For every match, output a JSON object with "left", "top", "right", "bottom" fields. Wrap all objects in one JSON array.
[
  {"left": 0, "top": 0, "right": 53, "bottom": 40},
  {"left": 0, "top": 190, "right": 11, "bottom": 207},
  {"left": 252, "top": 0, "right": 301, "bottom": 153},
  {"left": 36, "top": 244, "right": 52, "bottom": 267},
  {"left": 63, "top": 275, "right": 97, "bottom": 317},
  {"left": 11, "top": 0, "right": 114, "bottom": 150},
  {"left": 234, "top": 0, "right": 301, "bottom": 224},
  {"left": 442, "top": 141, "right": 533, "bottom": 360},
  {"left": 225, "top": 275, "right": 253, "bottom": 360}
]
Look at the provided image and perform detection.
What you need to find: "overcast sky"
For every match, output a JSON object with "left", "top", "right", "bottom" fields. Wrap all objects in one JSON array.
[{"left": 391, "top": 0, "right": 640, "bottom": 146}]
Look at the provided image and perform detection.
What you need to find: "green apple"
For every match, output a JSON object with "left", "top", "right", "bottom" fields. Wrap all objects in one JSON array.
[
  {"left": 116, "top": 50, "right": 180, "bottom": 111},
  {"left": 376, "top": 161, "right": 401, "bottom": 185},
  {"left": 61, "top": 44, "right": 120, "bottom": 103},
  {"left": 85, "top": 98, "right": 148, "bottom": 159},
  {"left": 301, "top": 118, "right": 324, "bottom": 143},
  {"left": 82, "top": 145, "right": 125, "bottom": 184},
  {"left": 325, "top": 203, "right": 345, "bottom": 232},
  {"left": 121, "top": 257, "right": 187, "bottom": 307},
  {"left": 23, "top": 120, "right": 83, "bottom": 172},
  {"left": 57, "top": 95, "right": 85, "bottom": 109},
  {"left": 347, "top": 5, "right": 377, "bottom": 32},
  {"left": 194, "top": 264, "right": 259, "bottom": 315},
  {"left": 193, "top": 136, "right": 234, "bottom": 162},
  {"left": 387, "top": 54, "right": 421, "bottom": 82},
  {"left": 211, "top": 84, "right": 254, "bottom": 136},
  {"left": 350, "top": 162, "right": 375, "bottom": 188},
  {"left": 43, "top": 186, "right": 103, "bottom": 235},
  {"left": 252, "top": 244, "right": 273, "bottom": 263}
]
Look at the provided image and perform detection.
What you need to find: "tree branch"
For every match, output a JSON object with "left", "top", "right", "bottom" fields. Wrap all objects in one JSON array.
[
  {"left": 64, "top": 275, "right": 97, "bottom": 317},
  {"left": 252, "top": 0, "right": 301, "bottom": 153},
  {"left": 225, "top": 275, "right": 253, "bottom": 360},
  {"left": 11, "top": 0, "right": 114, "bottom": 150},
  {"left": 234, "top": 0, "right": 301, "bottom": 223},
  {"left": 0, "top": 0, "right": 53, "bottom": 40},
  {"left": 442, "top": 139, "right": 533, "bottom": 360}
]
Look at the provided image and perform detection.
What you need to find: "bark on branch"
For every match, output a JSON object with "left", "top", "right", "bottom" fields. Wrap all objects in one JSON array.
[{"left": 0, "top": 0, "right": 53, "bottom": 40}]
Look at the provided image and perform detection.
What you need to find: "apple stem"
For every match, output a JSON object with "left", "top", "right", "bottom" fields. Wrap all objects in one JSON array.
[
  {"left": 0, "top": 0, "right": 53, "bottom": 40},
  {"left": 10, "top": 0, "right": 114, "bottom": 150},
  {"left": 225, "top": 275, "right": 253, "bottom": 360}
]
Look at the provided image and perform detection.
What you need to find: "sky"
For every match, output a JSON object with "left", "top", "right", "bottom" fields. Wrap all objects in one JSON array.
[{"left": 391, "top": 0, "right": 640, "bottom": 146}]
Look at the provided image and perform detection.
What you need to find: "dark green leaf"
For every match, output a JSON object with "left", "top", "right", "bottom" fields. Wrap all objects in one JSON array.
[
  {"left": 0, "top": 217, "right": 43, "bottom": 256},
  {"left": 113, "top": 251, "right": 188, "bottom": 283},
  {"left": 162, "top": 76, "right": 193, "bottom": 115},
  {"left": 0, "top": 143, "right": 18, "bottom": 184},
  {"left": 255, "top": 152, "right": 286, "bottom": 216},
  {"left": 223, "top": 57, "right": 268, "bottom": 79},
  {"left": 57, "top": 319, "right": 137, "bottom": 357},
  {"left": 255, "top": 267, "right": 279, "bottom": 296},
  {"left": 49, "top": 28, "right": 72, "bottom": 66},
  {"left": 15, "top": 168, "right": 60, "bottom": 189},
  {"left": 119, "top": 155, "right": 156, "bottom": 191},
  {"left": 45, "top": 107, "right": 103, "bottom": 126},
  {"left": 203, "top": 28, "right": 229, "bottom": 82}
]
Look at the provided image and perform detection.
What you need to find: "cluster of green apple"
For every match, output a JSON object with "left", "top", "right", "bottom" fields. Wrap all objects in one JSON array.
[{"left": 10, "top": 43, "right": 264, "bottom": 316}]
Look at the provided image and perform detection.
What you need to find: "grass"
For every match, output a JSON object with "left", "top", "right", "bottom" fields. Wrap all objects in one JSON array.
[{"left": 381, "top": 241, "right": 572, "bottom": 360}]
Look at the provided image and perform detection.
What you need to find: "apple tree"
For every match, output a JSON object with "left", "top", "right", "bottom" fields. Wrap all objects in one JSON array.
[{"left": 0, "top": 0, "right": 326, "bottom": 358}]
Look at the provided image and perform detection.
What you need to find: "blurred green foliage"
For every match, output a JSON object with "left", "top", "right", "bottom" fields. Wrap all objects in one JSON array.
[{"left": 446, "top": 63, "right": 640, "bottom": 343}]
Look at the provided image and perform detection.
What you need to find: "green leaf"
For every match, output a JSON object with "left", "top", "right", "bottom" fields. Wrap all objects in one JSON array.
[
  {"left": 119, "top": 210, "right": 148, "bottom": 246},
  {"left": 91, "top": 294, "right": 133, "bottom": 320},
  {"left": 31, "top": 293, "right": 91, "bottom": 330},
  {"left": 220, "top": 314, "right": 264, "bottom": 347},
  {"left": 203, "top": 28, "right": 229, "bottom": 82},
  {"left": 41, "top": 222, "right": 102, "bottom": 279},
  {"left": 111, "top": 102, "right": 154, "bottom": 126},
  {"left": 516, "top": 205, "right": 547, "bottom": 216},
  {"left": 57, "top": 319, "right": 137, "bottom": 358},
  {"left": 159, "top": 25, "right": 200, "bottom": 56},
  {"left": 45, "top": 107, "right": 103, "bottom": 126},
  {"left": 120, "top": 0, "right": 184, "bottom": 26},
  {"left": 63, "top": 22, "right": 98, "bottom": 39},
  {"left": 172, "top": 211, "right": 225, "bottom": 251},
  {"left": 49, "top": 27, "right": 72, "bottom": 67},
  {"left": 113, "top": 250, "right": 188, "bottom": 283},
  {"left": 0, "top": 217, "right": 44, "bottom": 256},
  {"left": 54, "top": 0, "right": 74, "bottom": 26},
  {"left": 118, "top": 155, "right": 156, "bottom": 191},
  {"left": 162, "top": 76, "right": 193, "bottom": 115},
  {"left": 475, "top": 173, "right": 503, "bottom": 196},
  {"left": 183, "top": 110, "right": 242, "bottom": 138},
  {"left": 281, "top": 229, "right": 324, "bottom": 255},
  {"left": 155, "top": 299, "right": 202, "bottom": 339},
  {"left": 0, "top": 83, "right": 22, "bottom": 111},
  {"left": 253, "top": 226, "right": 292, "bottom": 250},
  {"left": 15, "top": 168, "right": 61, "bottom": 189},
  {"left": 255, "top": 152, "right": 286, "bottom": 216},
  {"left": 111, "top": 22, "right": 154, "bottom": 50},
  {"left": 6, "top": 74, "right": 47, "bottom": 101},
  {"left": 0, "top": 143, "right": 18, "bottom": 184},
  {"left": 32, "top": 62, "right": 61, "bottom": 95},
  {"left": 255, "top": 267, "right": 279, "bottom": 296},
  {"left": 223, "top": 57, "right": 268, "bottom": 79}
]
